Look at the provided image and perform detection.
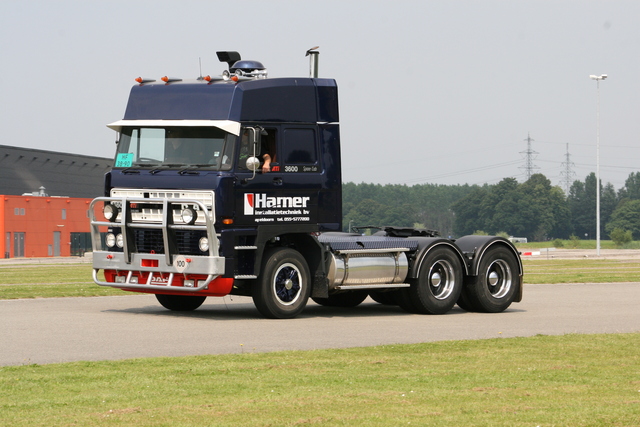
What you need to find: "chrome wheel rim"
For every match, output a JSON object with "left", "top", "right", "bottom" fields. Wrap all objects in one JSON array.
[
  {"left": 485, "top": 260, "right": 512, "bottom": 299},
  {"left": 273, "top": 263, "right": 302, "bottom": 305},
  {"left": 429, "top": 260, "right": 456, "bottom": 300}
]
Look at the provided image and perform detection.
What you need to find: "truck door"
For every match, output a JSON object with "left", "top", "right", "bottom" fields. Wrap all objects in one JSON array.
[{"left": 234, "top": 125, "right": 321, "bottom": 228}]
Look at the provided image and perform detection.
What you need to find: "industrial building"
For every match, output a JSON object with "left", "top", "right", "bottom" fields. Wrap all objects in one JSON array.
[{"left": 0, "top": 145, "right": 112, "bottom": 258}]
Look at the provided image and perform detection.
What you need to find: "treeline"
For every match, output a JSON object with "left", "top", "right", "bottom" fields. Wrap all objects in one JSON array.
[{"left": 342, "top": 172, "right": 640, "bottom": 242}]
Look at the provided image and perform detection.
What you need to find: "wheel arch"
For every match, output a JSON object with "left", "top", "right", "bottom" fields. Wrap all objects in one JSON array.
[
  {"left": 409, "top": 238, "right": 469, "bottom": 280},
  {"left": 255, "top": 231, "right": 328, "bottom": 298},
  {"left": 454, "top": 235, "right": 523, "bottom": 277}
]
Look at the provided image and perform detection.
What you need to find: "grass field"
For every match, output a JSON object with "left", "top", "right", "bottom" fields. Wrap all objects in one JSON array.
[
  {"left": 0, "top": 264, "right": 119, "bottom": 299},
  {"left": 2, "top": 256, "right": 639, "bottom": 300},
  {"left": 2, "top": 256, "right": 639, "bottom": 425},
  {"left": 522, "top": 258, "right": 640, "bottom": 284},
  {"left": 2, "top": 333, "right": 639, "bottom": 426},
  {"left": 516, "top": 239, "right": 640, "bottom": 250}
]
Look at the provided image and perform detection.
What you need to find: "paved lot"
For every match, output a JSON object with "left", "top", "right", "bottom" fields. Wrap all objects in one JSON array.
[{"left": 2, "top": 281, "right": 639, "bottom": 366}]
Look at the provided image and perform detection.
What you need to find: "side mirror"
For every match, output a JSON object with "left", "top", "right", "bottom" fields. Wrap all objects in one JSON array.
[{"left": 245, "top": 156, "right": 260, "bottom": 171}]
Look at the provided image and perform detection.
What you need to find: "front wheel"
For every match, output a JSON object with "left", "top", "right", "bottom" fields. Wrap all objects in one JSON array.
[
  {"left": 461, "top": 246, "right": 520, "bottom": 313},
  {"left": 155, "top": 294, "right": 207, "bottom": 311},
  {"left": 398, "top": 246, "right": 463, "bottom": 314},
  {"left": 252, "top": 247, "right": 311, "bottom": 319}
]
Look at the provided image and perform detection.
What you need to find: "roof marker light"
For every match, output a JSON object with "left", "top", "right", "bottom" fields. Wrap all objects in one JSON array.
[
  {"left": 135, "top": 77, "right": 156, "bottom": 84},
  {"left": 161, "top": 76, "right": 183, "bottom": 83}
]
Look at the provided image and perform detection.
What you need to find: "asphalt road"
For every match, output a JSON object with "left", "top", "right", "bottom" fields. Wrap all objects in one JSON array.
[{"left": 2, "top": 282, "right": 639, "bottom": 366}]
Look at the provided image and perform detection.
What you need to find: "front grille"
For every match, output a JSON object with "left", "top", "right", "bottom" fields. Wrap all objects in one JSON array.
[
  {"left": 176, "top": 231, "right": 206, "bottom": 254},
  {"left": 134, "top": 229, "right": 164, "bottom": 253},
  {"left": 133, "top": 229, "right": 206, "bottom": 255}
]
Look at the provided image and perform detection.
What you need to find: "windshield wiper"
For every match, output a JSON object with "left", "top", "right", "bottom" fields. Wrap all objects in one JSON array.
[
  {"left": 121, "top": 168, "right": 141, "bottom": 174},
  {"left": 178, "top": 164, "right": 214, "bottom": 175},
  {"left": 149, "top": 164, "right": 182, "bottom": 174}
]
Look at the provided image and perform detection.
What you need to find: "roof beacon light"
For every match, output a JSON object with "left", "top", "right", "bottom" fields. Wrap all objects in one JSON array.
[{"left": 216, "top": 51, "right": 267, "bottom": 80}]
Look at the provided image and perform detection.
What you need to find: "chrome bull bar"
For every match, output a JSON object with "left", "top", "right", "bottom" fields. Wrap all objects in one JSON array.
[{"left": 88, "top": 196, "right": 225, "bottom": 292}]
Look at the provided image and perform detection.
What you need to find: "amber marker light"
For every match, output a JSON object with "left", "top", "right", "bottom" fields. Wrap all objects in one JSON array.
[
  {"left": 222, "top": 218, "right": 234, "bottom": 225},
  {"left": 135, "top": 77, "right": 156, "bottom": 84}
]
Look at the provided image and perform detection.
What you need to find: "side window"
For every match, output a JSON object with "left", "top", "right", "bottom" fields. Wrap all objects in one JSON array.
[
  {"left": 282, "top": 129, "right": 318, "bottom": 171},
  {"left": 238, "top": 128, "right": 278, "bottom": 170}
]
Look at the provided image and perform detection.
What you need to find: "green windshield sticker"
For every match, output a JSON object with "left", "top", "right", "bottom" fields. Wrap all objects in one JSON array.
[{"left": 115, "top": 153, "right": 134, "bottom": 167}]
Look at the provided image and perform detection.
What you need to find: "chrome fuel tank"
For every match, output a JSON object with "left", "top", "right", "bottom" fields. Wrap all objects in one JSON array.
[{"left": 327, "top": 251, "right": 409, "bottom": 289}]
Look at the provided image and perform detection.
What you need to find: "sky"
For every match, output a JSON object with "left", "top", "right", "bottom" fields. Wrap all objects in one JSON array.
[{"left": 2, "top": 0, "right": 639, "bottom": 191}]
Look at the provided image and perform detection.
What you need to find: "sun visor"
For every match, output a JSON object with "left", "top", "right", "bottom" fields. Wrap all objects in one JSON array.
[{"left": 106, "top": 120, "right": 241, "bottom": 136}]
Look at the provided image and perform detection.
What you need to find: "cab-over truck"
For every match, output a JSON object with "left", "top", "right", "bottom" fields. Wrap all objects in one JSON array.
[{"left": 89, "top": 49, "right": 523, "bottom": 318}]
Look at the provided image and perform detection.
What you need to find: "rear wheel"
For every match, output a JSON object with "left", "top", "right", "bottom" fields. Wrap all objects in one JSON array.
[
  {"left": 252, "top": 247, "right": 311, "bottom": 319},
  {"left": 398, "top": 246, "right": 463, "bottom": 314},
  {"left": 312, "top": 290, "right": 369, "bottom": 307},
  {"left": 462, "top": 246, "right": 520, "bottom": 313},
  {"left": 155, "top": 294, "right": 207, "bottom": 311}
]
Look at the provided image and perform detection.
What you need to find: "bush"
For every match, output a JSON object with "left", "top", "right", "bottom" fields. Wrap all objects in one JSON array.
[
  {"left": 552, "top": 238, "right": 564, "bottom": 248},
  {"left": 568, "top": 235, "right": 581, "bottom": 248},
  {"left": 610, "top": 228, "right": 633, "bottom": 247}
]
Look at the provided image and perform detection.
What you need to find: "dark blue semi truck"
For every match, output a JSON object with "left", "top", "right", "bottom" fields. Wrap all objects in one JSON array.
[{"left": 89, "top": 49, "right": 523, "bottom": 318}]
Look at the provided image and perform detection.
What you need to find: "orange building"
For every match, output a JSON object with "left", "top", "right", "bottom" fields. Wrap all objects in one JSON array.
[
  {"left": 1, "top": 194, "right": 104, "bottom": 258},
  {"left": 0, "top": 145, "right": 112, "bottom": 258}
]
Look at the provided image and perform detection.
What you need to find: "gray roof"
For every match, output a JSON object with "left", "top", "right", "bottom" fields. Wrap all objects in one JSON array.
[{"left": 0, "top": 145, "right": 112, "bottom": 198}]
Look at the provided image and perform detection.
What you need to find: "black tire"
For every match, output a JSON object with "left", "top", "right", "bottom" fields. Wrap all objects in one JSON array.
[
  {"left": 462, "top": 246, "right": 520, "bottom": 313},
  {"left": 456, "top": 291, "right": 476, "bottom": 311},
  {"left": 369, "top": 290, "right": 399, "bottom": 305},
  {"left": 252, "top": 247, "right": 311, "bottom": 319},
  {"left": 397, "top": 246, "right": 463, "bottom": 314},
  {"left": 312, "top": 290, "right": 369, "bottom": 307},
  {"left": 155, "top": 294, "right": 207, "bottom": 311}
]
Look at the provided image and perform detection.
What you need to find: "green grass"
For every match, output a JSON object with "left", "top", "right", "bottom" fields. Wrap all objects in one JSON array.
[
  {"left": 1, "top": 333, "right": 639, "bottom": 426},
  {"left": 516, "top": 239, "right": 640, "bottom": 250},
  {"left": 2, "top": 255, "right": 640, "bottom": 299},
  {"left": 523, "top": 258, "right": 640, "bottom": 284},
  {"left": 0, "top": 264, "right": 121, "bottom": 299}
]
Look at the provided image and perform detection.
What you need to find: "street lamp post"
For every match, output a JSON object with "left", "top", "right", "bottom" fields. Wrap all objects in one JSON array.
[{"left": 589, "top": 74, "right": 607, "bottom": 256}]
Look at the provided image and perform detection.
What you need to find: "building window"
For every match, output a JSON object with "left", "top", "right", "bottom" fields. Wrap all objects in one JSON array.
[
  {"left": 14, "top": 208, "right": 25, "bottom": 216},
  {"left": 62, "top": 209, "right": 67, "bottom": 220}
]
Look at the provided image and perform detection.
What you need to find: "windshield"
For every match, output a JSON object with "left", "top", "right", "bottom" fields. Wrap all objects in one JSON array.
[{"left": 114, "top": 127, "right": 235, "bottom": 170}]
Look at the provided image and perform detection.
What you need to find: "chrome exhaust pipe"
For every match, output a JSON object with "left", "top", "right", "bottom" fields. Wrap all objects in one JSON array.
[{"left": 306, "top": 46, "right": 319, "bottom": 78}]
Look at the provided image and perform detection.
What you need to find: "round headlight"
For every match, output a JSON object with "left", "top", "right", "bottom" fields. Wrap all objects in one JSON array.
[
  {"left": 116, "top": 233, "right": 124, "bottom": 248},
  {"left": 199, "top": 237, "right": 209, "bottom": 252},
  {"left": 103, "top": 204, "right": 118, "bottom": 222},
  {"left": 105, "top": 233, "right": 116, "bottom": 248},
  {"left": 181, "top": 207, "right": 198, "bottom": 225}
]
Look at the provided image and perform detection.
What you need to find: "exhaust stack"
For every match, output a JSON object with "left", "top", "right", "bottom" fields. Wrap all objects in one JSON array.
[{"left": 306, "top": 46, "right": 319, "bottom": 78}]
